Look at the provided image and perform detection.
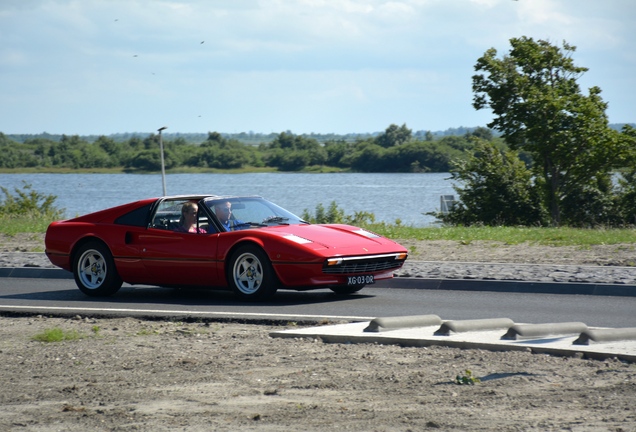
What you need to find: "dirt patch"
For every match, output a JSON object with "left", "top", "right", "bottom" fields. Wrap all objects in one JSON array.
[
  {"left": 0, "top": 232, "right": 46, "bottom": 253},
  {"left": 1, "top": 315, "right": 634, "bottom": 431}
]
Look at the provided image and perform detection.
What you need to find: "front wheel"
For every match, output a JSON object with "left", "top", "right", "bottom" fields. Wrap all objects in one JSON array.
[
  {"left": 73, "top": 241, "right": 123, "bottom": 297},
  {"left": 330, "top": 285, "right": 365, "bottom": 295},
  {"left": 227, "top": 245, "right": 278, "bottom": 301}
]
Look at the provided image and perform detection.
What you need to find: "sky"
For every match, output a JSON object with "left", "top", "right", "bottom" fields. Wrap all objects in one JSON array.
[{"left": 1, "top": 0, "right": 634, "bottom": 136}]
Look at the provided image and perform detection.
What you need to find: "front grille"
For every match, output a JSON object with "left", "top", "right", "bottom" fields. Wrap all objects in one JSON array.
[{"left": 322, "top": 253, "right": 406, "bottom": 274}]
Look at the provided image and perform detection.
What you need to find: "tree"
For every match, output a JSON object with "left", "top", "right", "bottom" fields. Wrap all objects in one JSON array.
[
  {"left": 323, "top": 140, "right": 349, "bottom": 167},
  {"left": 375, "top": 124, "right": 412, "bottom": 148},
  {"left": 269, "top": 150, "right": 310, "bottom": 171},
  {"left": 433, "top": 141, "right": 547, "bottom": 226},
  {"left": 266, "top": 132, "right": 326, "bottom": 169},
  {"left": 612, "top": 125, "right": 636, "bottom": 225},
  {"left": 386, "top": 141, "right": 459, "bottom": 172},
  {"left": 130, "top": 149, "right": 177, "bottom": 171},
  {"left": 348, "top": 142, "right": 386, "bottom": 172},
  {"left": 268, "top": 132, "right": 321, "bottom": 152},
  {"left": 467, "top": 127, "right": 493, "bottom": 141},
  {"left": 191, "top": 132, "right": 253, "bottom": 169},
  {"left": 472, "top": 37, "right": 624, "bottom": 226},
  {"left": 96, "top": 136, "right": 121, "bottom": 159}
]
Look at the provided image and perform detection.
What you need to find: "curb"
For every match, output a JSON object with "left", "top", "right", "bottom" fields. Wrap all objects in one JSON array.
[
  {"left": 1, "top": 267, "right": 636, "bottom": 297},
  {"left": 375, "top": 277, "right": 636, "bottom": 297},
  {"left": 0, "top": 267, "right": 73, "bottom": 279}
]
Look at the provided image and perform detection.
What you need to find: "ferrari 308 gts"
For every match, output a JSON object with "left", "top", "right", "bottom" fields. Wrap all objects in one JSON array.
[{"left": 45, "top": 195, "right": 408, "bottom": 301}]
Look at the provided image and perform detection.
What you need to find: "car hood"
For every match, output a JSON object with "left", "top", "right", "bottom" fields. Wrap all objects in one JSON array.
[{"left": 271, "top": 223, "right": 406, "bottom": 254}]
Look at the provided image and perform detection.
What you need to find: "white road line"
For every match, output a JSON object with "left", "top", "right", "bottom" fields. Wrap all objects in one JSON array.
[{"left": 0, "top": 305, "right": 373, "bottom": 321}]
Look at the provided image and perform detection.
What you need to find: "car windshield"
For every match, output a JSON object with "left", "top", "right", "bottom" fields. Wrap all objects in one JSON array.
[{"left": 203, "top": 196, "right": 306, "bottom": 229}]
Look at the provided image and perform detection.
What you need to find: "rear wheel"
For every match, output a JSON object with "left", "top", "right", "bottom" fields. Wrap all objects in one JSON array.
[
  {"left": 330, "top": 285, "right": 365, "bottom": 295},
  {"left": 227, "top": 245, "right": 278, "bottom": 301},
  {"left": 73, "top": 241, "right": 122, "bottom": 297}
]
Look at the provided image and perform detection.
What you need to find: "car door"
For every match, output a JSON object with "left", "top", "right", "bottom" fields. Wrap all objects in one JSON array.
[{"left": 138, "top": 199, "right": 222, "bottom": 287}]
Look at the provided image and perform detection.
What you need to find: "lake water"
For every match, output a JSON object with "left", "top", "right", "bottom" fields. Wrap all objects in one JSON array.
[{"left": 0, "top": 172, "right": 458, "bottom": 226}]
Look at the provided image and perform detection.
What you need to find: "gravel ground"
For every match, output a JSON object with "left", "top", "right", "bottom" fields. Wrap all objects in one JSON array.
[
  {"left": 0, "top": 315, "right": 635, "bottom": 432},
  {"left": 1, "top": 232, "right": 635, "bottom": 431}
]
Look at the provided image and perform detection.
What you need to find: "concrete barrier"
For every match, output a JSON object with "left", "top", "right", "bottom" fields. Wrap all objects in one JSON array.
[
  {"left": 574, "top": 327, "right": 636, "bottom": 345},
  {"left": 434, "top": 318, "right": 514, "bottom": 336},
  {"left": 502, "top": 322, "right": 588, "bottom": 340},
  {"left": 364, "top": 315, "right": 442, "bottom": 332}
]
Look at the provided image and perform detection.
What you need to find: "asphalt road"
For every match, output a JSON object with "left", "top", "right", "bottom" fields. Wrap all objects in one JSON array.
[{"left": 1, "top": 277, "right": 635, "bottom": 328}]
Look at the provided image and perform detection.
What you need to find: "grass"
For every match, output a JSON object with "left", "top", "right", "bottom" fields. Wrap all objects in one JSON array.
[
  {"left": 30, "top": 323, "right": 209, "bottom": 343},
  {"left": 0, "top": 214, "right": 58, "bottom": 235},
  {"left": 365, "top": 223, "right": 636, "bottom": 247},
  {"left": 136, "top": 328, "right": 159, "bottom": 336},
  {"left": 3, "top": 213, "right": 636, "bottom": 248},
  {"left": 32, "top": 327, "right": 86, "bottom": 343}
]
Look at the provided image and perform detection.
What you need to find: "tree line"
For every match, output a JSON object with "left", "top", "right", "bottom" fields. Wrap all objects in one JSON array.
[
  {"left": 0, "top": 126, "right": 499, "bottom": 173},
  {"left": 5, "top": 126, "right": 498, "bottom": 146}
]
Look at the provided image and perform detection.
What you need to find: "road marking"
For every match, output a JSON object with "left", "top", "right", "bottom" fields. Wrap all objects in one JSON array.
[{"left": 0, "top": 305, "right": 374, "bottom": 321}]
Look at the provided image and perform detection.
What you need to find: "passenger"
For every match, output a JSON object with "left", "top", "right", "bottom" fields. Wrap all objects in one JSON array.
[
  {"left": 177, "top": 202, "right": 206, "bottom": 233},
  {"left": 214, "top": 201, "right": 244, "bottom": 231}
]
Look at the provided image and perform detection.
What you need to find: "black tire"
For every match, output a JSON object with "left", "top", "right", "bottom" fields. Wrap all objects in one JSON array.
[
  {"left": 330, "top": 285, "right": 365, "bottom": 295},
  {"left": 227, "top": 244, "right": 278, "bottom": 301},
  {"left": 72, "top": 241, "right": 123, "bottom": 297}
]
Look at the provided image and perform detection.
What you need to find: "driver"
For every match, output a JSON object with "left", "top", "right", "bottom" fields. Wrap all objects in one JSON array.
[{"left": 214, "top": 201, "right": 244, "bottom": 231}]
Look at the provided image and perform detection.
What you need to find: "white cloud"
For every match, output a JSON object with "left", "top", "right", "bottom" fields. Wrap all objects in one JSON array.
[{"left": 0, "top": 0, "right": 633, "bottom": 134}]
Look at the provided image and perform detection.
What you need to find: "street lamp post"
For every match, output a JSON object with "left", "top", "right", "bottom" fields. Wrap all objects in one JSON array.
[{"left": 157, "top": 126, "right": 168, "bottom": 196}]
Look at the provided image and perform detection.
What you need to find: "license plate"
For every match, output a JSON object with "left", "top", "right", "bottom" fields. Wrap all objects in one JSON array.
[{"left": 347, "top": 275, "right": 374, "bottom": 285}]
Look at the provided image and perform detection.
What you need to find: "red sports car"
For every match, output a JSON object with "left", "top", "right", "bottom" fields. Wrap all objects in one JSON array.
[{"left": 45, "top": 195, "right": 408, "bottom": 300}]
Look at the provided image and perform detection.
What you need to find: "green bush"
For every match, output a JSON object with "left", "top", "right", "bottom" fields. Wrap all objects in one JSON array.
[
  {"left": 302, "top": 201, "right": 375, "bottom": 225},
  {"left": 0, "top": 182, "right": 65, "bottom": 234},
  {"left": 0, "top": 182, "right": 64, "bottom": 218},
  {"left": 429, "top": 141, "right": 548, "bottom": 226}
]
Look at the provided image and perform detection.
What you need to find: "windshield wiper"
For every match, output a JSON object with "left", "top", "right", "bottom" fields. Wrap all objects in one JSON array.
[{"left": 262, "top": 216, "right": 290, "bottom": 225}]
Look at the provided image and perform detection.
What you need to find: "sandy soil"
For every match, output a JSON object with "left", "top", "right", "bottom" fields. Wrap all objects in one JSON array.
[
  {"left": 0, "top": 316, "right": 634, "bottom": 432},
  {"left": 0, "top": 233, "right": 46, "bottom": 253},
  {"left": 1, "top": 232, "right": 635, "bottom": 431}
]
